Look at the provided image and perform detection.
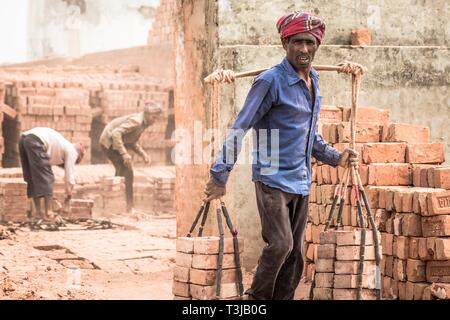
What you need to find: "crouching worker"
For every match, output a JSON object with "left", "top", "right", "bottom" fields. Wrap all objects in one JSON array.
[{"left": 19, "top": 127, "right": 85, "bottom": 223}]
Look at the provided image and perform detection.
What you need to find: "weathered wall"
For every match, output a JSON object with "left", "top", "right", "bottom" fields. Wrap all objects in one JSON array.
[
  {"left": 27, "top": 0, "right": 160, "bottom": 60},
  {"left": 218, "top": 0, "right": 449, "bottom": 46}
]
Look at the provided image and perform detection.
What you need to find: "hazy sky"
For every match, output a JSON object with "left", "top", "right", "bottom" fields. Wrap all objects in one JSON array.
[{"left": 0, "top": 0, "right": 29, "bottom": 65}]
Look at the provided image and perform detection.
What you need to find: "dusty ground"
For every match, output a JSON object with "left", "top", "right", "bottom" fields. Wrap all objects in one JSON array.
[
  {"left": 0, "top": 213, "right": 309, "bottom": 300},
  {"left": 1, "top": 213, "right": 178, "bottom": 300}
]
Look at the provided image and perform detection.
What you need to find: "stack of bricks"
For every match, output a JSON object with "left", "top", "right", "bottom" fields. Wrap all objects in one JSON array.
[
  {"left": 100, "top": 176, "right": 127, "bottom": 216},
  {"left": 313, "top": 229, "right": 381, "bottom": 300},
  {"left": 147, "top": 0, "right": 175, "bottom": 46},
  {"left": 173, "top": 236, "right": 244, "bottom": 300},
  {"left": 2, "top": 77, "right": 92, "bottom": 166},
  {"left": 304, "top": 105, "right": 449, "bottom": 300},
  {"left": 66, "top": 199, "right": 94, "bottom": 220},
  {"left": 0, "top": 66, "right": 173, "bottom": 166},
  {"left": 0, "top": 178, "right": 28, "bottom": 223}
]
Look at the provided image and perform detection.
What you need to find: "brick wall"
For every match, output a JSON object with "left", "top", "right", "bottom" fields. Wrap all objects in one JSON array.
[
  {"left": 0, "top": 66, "right": 174, "bottom": 167},
  {"left": 147, "top": 0, "right": 176, "bottom": 46}
]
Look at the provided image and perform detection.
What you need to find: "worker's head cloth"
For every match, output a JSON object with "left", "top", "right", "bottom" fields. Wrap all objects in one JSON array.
[{"left": 276, "top": 11, "right": 326, "bottom": 45}]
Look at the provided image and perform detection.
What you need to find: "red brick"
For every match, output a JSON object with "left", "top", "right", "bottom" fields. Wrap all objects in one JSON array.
[
  {"left": 386, "top": 123, "right": 430, "bottom": 143},
  {"left": 362, "top": 143, "right": 406, "bottom": 164},
  {"left": 319, "top": 231, "right": 337, "bottom": 244},
  {"left": 418, "top": 237, "right": 435, "bottom": 261},
  {"left": 190, "top": 283, "right": 238, "bottom": 300},
  {"left": 315, "top": 259, "right": 335, "bottom": 273},
  {"left": 190, "top": 268, "right": 237, "bottom": 286},
  {"left": 312, "top": 288, "right": 333, "bottom": 300},
  {"left": 337, "top": 122, "right": 382, "bottom": 143},
  {"left": 433, "top": 167, "right": 450, "bottom": 190},
  {"left": 382, "top": 277, "right": 395, "bottom": 299},
  {"left": 341, "top": 106, "right": 388, "bottom": 124},
  {"left": 315, "top": 273, "right": 334, "bottom": 288},
  {"left": 413, "top": 283, "right": 429, "bottom": 300},
  {"left": 426, "top": 261, "right": 450, "bottom": 283},
  {"left": 333, "top": 288, "right": 377, "bottom": 300},
  {"left": 427, "top": 190, "right": 450, "bottom": 215},
  {"left": 398, "top": 281, "right": 407, "bottom": 300},
  {"left": 422, "top": 215, "right": 450, "bottom": 237},
  {"left": 406, "top": 143, "right": 445, "bottom": 164},
  {"left": 384, "top": 255, "right": 394, "bottom": 277},
  {"left": 176, "top": 237, "right": 195, "bottom": 254},
  {"left": 336, "top": 245, "right": 376, "bottom": 261},
  {"left": 305, "top": 223, "right": 313, "bottom": 242},
  {"left": 368, "top": 164, "right": 412, "bottom": 186},
  {"left": 435, "top": 238, "right": 450, "bottom": 260},
  {"left": 316, "top": 244, "right": 336, "bottom": 259},
  {"left": 401, "top": 214, "right": 422, "bottom": 237},
  {"left": 334, "top": 274, "right": 376, "bottom": 289},
  {"left": 393, "top": 258, "right": 407, "bottom": 281},
  {"left": 429, "top": 283, "right": 450, "bottom": 299},
  {"left": 351, "top": 29, "right": 372, "bottom": 46},
  {"left": 335, "top": 230, "right": 379, "bottom": 246},
  {"left": 335, "top": 260, "right": 376, "bottom": 275},
  {"left": 173, "top": 266, "right": 190, "bottom": 283},
  {"left": 396, "top": 236, "right": 409, "bottom": 259},
  {"left": 406, "top": 259, "right": 426, "bottom": 282},
  {"left": 408, "top": 237, "right": 420, "bottom": 259},
  {"left": 319, "top": 106, "right": 342, "bottom": 123},
  {"left": 172, "top": 280, "right": 190, "bottom": 297},
  {"left": 381, "top": 233, "right": 393, "bottom": 256}
]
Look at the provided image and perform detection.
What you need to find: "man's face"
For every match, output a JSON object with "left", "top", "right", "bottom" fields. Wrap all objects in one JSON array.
[
  {"left": 144, "top": 112, "right": 161, "bottom": 125},
  {"left": 282, "top": 32, "right": 318, "bottom": 72}
]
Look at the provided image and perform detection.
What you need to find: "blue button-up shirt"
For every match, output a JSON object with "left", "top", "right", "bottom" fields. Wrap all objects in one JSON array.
[{"left": 210, "top": 57, "right": 341, "bottom": 195}]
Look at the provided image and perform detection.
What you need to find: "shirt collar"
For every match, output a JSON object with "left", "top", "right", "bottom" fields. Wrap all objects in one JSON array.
[{"left": 281, "top": 56, "right": 319, "bottom": 86}]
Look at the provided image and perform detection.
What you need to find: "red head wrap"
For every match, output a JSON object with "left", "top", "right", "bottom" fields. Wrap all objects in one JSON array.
[{"left": 276, "top": 11, "right": 326, "bottom": 45}]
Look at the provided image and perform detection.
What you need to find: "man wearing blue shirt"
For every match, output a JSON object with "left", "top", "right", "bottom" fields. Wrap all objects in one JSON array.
[{"left": 204, "top": 11, "right": 359, "bottom": 300}]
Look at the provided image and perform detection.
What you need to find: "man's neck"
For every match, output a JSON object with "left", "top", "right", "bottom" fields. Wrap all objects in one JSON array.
[{"left": 298, "top": 67, "right": 311, "bottom": 83}]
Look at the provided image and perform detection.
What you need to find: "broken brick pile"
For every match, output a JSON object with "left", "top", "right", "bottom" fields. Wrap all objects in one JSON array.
[
  {"left": 173, "top": 236, "right": 244, "bottom": 300},
  {"left": 313, "top": 229, "right": 381, "bottom": 300},
  {"left": 0, "top": 164, "right": 175, "bottom": 223},
  {"left": 306, "top": 105, "right": 449, "bottom": 300},
  {"left": 0, "top": 66, "right": 173, "bottom": 167}
]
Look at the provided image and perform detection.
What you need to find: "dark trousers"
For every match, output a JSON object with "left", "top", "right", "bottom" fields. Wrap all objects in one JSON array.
[
  {"left": 101, "top": 146, "right": 133, "bottom": 211},
  {"left": 19, "top": 134, "right": 55, "bottom": 198},
  {"left": 247, "top": 181, "right": 309, "bottom": 300}
]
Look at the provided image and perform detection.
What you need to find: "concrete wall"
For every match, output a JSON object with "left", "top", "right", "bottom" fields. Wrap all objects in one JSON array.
[
  {"left": 27, "top": 0, "right": 160, "bottom": 60},
  {"left": 218, "top": 0, "right": 449, "bottom": 46}
]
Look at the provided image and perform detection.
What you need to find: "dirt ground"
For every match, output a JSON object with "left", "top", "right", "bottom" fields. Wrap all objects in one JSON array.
[{"left": 0, "top": 213, "right": 309, "bottom": 300}]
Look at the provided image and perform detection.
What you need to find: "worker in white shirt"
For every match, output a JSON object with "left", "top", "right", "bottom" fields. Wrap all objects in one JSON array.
[{"left": 18, "top": 127, "right": 86, "bottom": 221}]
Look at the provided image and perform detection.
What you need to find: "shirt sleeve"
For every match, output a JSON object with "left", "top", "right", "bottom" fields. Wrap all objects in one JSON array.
[
  {"left": 64, "top": 148, "right": 78, "bottom": 186},
  {"left": 210, "top": 78, "right": 274, "bottom": 185},
  {"left": 311, "top": 132, "right": 341, "bottom": 167},
  {"left": 111, "top": 117, "right": 141, "bottom": 156}
]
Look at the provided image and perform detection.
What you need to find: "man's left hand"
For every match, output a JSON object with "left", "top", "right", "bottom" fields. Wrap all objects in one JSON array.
[{"left": 338, "top": 148, "right": 359, "bottom": 168}]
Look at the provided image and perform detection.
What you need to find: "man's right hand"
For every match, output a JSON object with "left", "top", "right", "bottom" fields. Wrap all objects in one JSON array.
[
  {"left": 203, "top": 177, "right": 226, "bottom": 203},
  {"left": 123, "top": 153, "right": 132, "bottom": 168}
]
